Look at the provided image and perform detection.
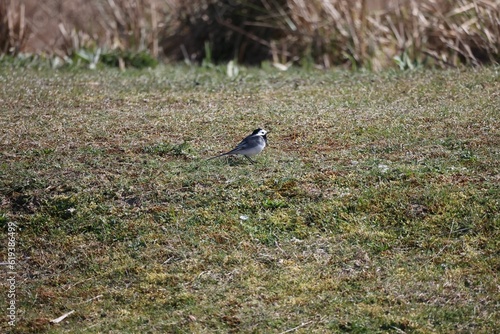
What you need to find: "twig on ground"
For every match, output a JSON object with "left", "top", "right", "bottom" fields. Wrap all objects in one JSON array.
[
  {"left": 50, "top": 310, "right": 75, "bottom": 324},
  {"left": 279, "top": 320, "right": 314, "bottom": 334},
  {"left": 76, "top": 294, "right": 104, "bottom": 305}
]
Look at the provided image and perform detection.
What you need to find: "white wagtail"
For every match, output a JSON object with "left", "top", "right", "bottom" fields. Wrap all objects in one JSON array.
[{"left": 208, "top": 128, "right": 268, "bottom": 164}]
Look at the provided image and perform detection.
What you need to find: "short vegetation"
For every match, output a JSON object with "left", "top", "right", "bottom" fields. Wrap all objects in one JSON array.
[
  {"left": 0, "top": 65, "right": 499, "bottom": 333},
  {"left": 1, "top": 0, "right": 499, "bottom": 333}
]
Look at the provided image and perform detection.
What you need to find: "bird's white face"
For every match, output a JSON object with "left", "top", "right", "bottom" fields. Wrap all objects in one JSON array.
[{"left": 256, "top": 129, "right": 267, "bottom": 136}]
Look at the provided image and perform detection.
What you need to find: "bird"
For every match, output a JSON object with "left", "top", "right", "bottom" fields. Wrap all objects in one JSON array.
[{"left": 208, "top": 128, "right": 268, "bottom": 164}]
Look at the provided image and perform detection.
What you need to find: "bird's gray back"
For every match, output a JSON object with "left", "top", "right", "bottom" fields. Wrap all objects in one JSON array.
[{"left": 235, "top": 135, "right": 263, "bottom": 149}]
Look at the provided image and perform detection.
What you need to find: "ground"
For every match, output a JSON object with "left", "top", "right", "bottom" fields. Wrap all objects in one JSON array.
[{"left": 0, "top": 64, "right": 499, "bottom": 333}]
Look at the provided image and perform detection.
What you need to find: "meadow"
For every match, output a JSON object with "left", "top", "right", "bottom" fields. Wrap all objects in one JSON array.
[{"left": 0, "top": 64, "right": 499, "bottom": 333}]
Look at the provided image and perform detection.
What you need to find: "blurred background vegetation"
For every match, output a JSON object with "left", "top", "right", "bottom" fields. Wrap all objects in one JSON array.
[{"left": 1, "top": 0, "right": 499, "bottom": 70}]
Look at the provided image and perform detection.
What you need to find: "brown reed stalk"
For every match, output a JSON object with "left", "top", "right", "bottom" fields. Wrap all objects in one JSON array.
[
  {"left": 0, "top": 0, "right": 29, "bottom": 55},
  {"left": 1, "top": 0, "right": 498, "bottom": 68}
]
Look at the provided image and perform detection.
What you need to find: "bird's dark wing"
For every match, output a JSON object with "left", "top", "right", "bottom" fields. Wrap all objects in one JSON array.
[
  {"left": 206, "top": 138, "right": 248, "bottom": 159},
  {"left": 232, "top": 136, "right": 254, "bottom": 150},
  {"left": 222, "top": 138, "right": 252, "bottom": 155},
  {"left": 207, "top": 134, "right": 261, "bottom": 160}
]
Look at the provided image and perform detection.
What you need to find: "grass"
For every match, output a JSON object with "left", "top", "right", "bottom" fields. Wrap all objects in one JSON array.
[{"left": 0, "top": 64, "right": 499, "bottom": 333}]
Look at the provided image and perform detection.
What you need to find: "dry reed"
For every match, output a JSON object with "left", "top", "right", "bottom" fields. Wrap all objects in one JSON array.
[
  {"left": 0, "top": 0, "right": 29, "bottom": 55},
  {"left": 1, "top": 0, "right": 498, "bottom": 69}
]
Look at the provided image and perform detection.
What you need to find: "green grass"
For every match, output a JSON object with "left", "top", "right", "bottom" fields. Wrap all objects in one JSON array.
[{"left": 0, "top": 64, "right": 499, "bottom": 333}]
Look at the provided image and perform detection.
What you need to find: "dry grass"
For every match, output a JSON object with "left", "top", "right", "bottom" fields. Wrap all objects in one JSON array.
[
  {"left": 0, "top": 64, "right": 499, "bottom": 333},
  {"left": 1, "top": 0, "right": 499, "bottom": 69}
]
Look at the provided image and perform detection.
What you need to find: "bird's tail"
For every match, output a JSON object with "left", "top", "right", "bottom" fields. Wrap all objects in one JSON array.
[{"left": 206, "top": 152, "right": 230, "bottom": 161}]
